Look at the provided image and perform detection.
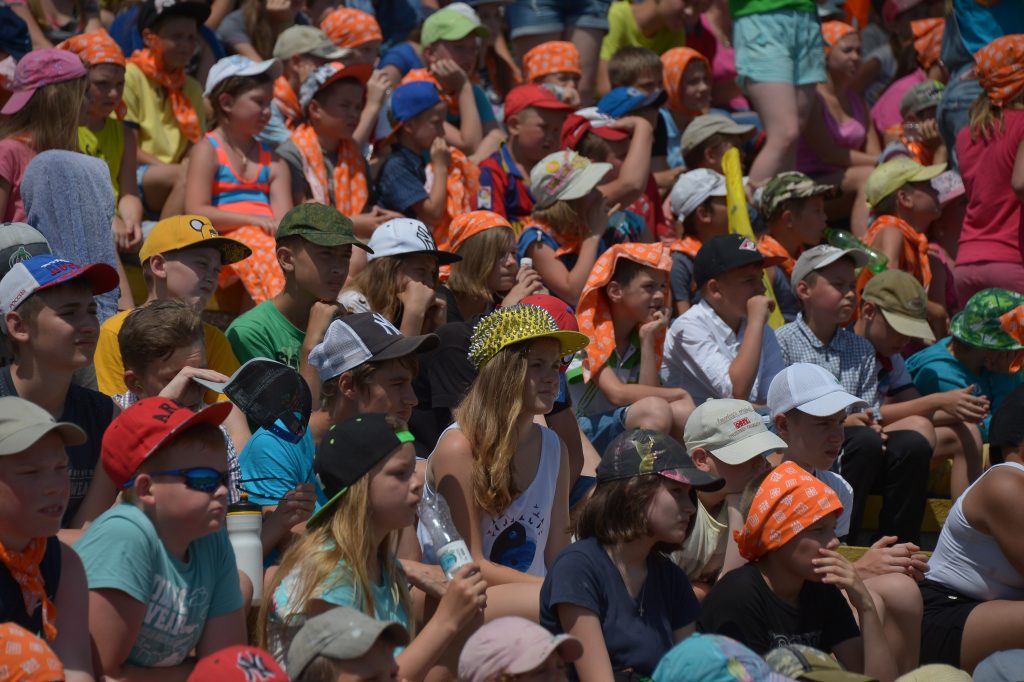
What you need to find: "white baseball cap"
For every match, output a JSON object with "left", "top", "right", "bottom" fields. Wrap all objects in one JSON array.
[
  {"left": 767, "top": 363, "right": 868, "bottom": 419},
  {"left": 365, "top": 218, "right": 461, "bottom": 264},
  {"left": 683, "top": 398, "right": 786, "bottom": 465},
  {"left": 205, "top": 55, "right": 283, "bottom": 96},
  {"left": 790, "top": 244, "right": 869, "bottom": 290},
  {"left": 669, "top": 168, "right": 727, "bottom": 222}
]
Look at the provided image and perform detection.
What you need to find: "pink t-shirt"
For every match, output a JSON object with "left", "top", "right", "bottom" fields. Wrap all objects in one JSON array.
[
  {"left": 956, "top": 109, "right": 1024, "bottom": 267},
  {"left": 871, "top": 68, "right": 926, "bottom": 135},
  {"left": 0, "top": 138, "right": 36, "bottom": 223}
]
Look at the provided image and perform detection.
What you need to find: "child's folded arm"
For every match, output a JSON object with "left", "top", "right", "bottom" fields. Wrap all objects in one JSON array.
[{"left": 527, "top": 236, "right": 602, "bottom": 305}]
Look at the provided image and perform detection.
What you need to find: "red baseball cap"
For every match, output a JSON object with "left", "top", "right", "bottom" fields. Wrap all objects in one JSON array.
[
  {"left": 560, "top": 109, "right": 628, "bottom": 150},
  {"left": 102, "top": 397, "right": 233, "bottom": 489},
  {"left": 521, "top": 294, "right": 580, "bottom": 333},
  {"left": 504, "top": 83, "right": 572, "bottom": 122},
  {"left": 188, "top": 646, "right": 288, "bottom": 682}
]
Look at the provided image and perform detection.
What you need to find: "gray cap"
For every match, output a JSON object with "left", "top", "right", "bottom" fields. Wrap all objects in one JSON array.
[
  {"left": 790, "top": 244, "right": 869, "bottom": 290},
  {"left": 0, "top": 396, "right": 86, "bottom": 455},
  {"left": 680, "top": 114, "right": 755, "bottom": 156},
  {"left": 0, "top": 222, "right": 50, "bottom": 280},
  {"left": 273, "top": 25, "right": 350, "bottom": 61},
  {"left": 287, "top": 606, "right": 409, "bottom": 677},
  {"left": 668, "top": 169, "right": 727, "bottom": 221}
]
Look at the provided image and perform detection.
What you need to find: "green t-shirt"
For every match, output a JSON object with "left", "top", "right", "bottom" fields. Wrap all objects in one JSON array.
[
  {"left": 76, "top": 503, "right": 243, "bottom": 668},
  {"left": 226, "top": 300, "right": 306, "bottom": 370},
  {"left": 728, "top": 0, "right": 816, "bottom": 19},
  {"left": 600, "top": 1, "right": 686, "bottom": 61}
]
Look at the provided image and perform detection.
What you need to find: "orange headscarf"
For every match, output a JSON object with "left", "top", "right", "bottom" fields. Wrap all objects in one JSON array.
[
  {"left": 661, "top": 47, "right": 710, "bottom": 115},
  {"left": 1000, "top": 304, "right": 1024, "bottom": 345},
  {"left": 401, "top": 67, "right": 459, "bottom": 115},
  {"left": 432, "top": 148, "right": 480, "bottom": 251},
  {"left": 974, "top": 35, "right": 1024, "bottom": 108},
  {"left": 59, "top": 29, "right": 127, "bottom": 119},
  {"left": 576, "top": 243, "right": 672, "bottom": 383},
  {"left": 857, "top": 214, "right": 932, "bottom": 294},
  {"left": 0, "top": 538, "right": 57, "bottom": 641},
  {"left": 273, "top": 76, "right": 301, "bottom": 131},
  {"left": 448, "top": 210, "right": 512, "bottom": 253},
  {"left": 321, "top": 7, "right": 382, "bottom": 48},
  {"left": 911, "top": 18, "right": 944, "bottom": 70},
  {"left": 0, "top": 622, "right": 64, "bottom": 681},
  {"left": 128, "top": 40, "right": 201, "bottom": 144},
  {"left": 669, "top": 235, "right": 702, "bottom": 259},
  {"left": 822, "top": 21, "right": 857, "bottom": 57},
  {"left": 734, "top": 462, "right": 844, "bottom": 562},
  {"left": 290, "top": 124, "right": 368, "bottom": 215},
  {"left": 523, "top": 41, "right": 582, "bottom": 82}
]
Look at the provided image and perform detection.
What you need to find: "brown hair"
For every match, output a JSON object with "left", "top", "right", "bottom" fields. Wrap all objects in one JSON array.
[
  {"left": 576, "top": 130, "right": 612, "bottom": 164},
  {"left": 209, "top": 73, "right": 273, "bottom": 128},
  {"left": 0, "top": 75, "right": 87, "bottom": 152},
  {"left": 242, "top": 0, "right": 275, "bottom": 59},
  {"left": 607, "top": 46, "right": 663, "bottom": 89},
  {"left": 575, "top": 475, "right": 678, "bottom": 550},
  {"left": 683, "top": 132, "right": 730, "bottom": 170},
  {"left": 446, "top": 226, "right": 514, "bottom": 306},
  {"left": 531, "top": 198, "right": 586, "bottom": 242},
  {"left": 610, "top": 258, "right": 651, "bottom": 286},
  {"left": 320, "top": 355, "right": 420, "bottom": 410},
  {"left": 344, "top": 254, "right": 438, "bottom": 327},
  {"left": 968, "top": 90, "right": 1024, "bottom": 142},
  {"left": 118, "top": 299, "right": 203, "bottom": 374}
]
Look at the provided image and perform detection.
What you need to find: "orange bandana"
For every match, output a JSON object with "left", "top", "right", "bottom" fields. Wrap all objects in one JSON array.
[
  {"left": 59, "top": 29, "right": 127, "bottom": 120},
  {"left": 433, "top": 148, "right": 480, "bottom": 251},
  {"left": 290, "top": 123, "right": 368, "bottom": 215},
  {"left": 911, "top": 18, "right": 944, "bottom": 70},
  {"left": 669, "top": 235, "right": 702, "bottom": 259},
  {"left": 858, "top": 214, "right": 932, "bottom": 293},
  {"left": 524, "top": 219, "right": 582, "bottom": 263},
  {"left": 0, "top": 538, "right": 57, "bottom": 641},
  {"left": 321, "top": 7, "right": 382, "bottom": 48},
  {"left": 523, "top": 41, "right": 582, "bottom": 82},
  {"left": 661, "top": 47, "right": 710, "bottom": 115},
  {"left": 734, "top": 462, "right": 844, "bottom": 562},
  {"left": 128, "top": 43, "right": 201, "bottom": 144},
  {"left": 448, "top": 210, "right": 512, "bottom": 253},
  {"left": 273, "top": 76, "right": 301, "bottom": 131},
  {"left": 577, "top": 243, "right": 671, "bottom": 383},
  {"left": 1000, "top": 304, "right": 1024, "bottom": 345},
  {"left": 0, "top": 622, "right": 64, "bottom": 681},
  {"left": 822, "top": 21, "right": 857, "bottom": 57},
  {"left": 402, "top": 68, "right": 459, "bottom": 115},
  {"left": 974, "top": 35, "right": 1024, "bottom": 108},
  {"left": 758, "top": 234, "right": 797, "bottom": 276}
]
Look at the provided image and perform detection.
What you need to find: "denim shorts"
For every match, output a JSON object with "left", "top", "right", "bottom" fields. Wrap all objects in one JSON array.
[
  {"left": 505, "top": 0, "right": 611, "bottom": 39},
  {"left": 733, "top": 9, "right": 826, "bottom": 86},
  {"left": 578, "top": 405, "right": 629, "bottom": 457}
]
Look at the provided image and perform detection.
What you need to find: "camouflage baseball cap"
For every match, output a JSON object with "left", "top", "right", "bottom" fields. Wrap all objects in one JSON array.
[
  {"left": 950, "top": 288, "right": 1024, "bottom": 350},
  {"left": 276, "top": 204, "right": 372, "bottom": 251},
  {"left": 759, "top": 172, "right": 839, "bottom": 220}
]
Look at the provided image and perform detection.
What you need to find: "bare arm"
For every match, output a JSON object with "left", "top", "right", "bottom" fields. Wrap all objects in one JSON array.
[
  {"left": 526, "top": 234, "right": 602, "bottom": 305},
  {"left": 870, "top": 227, "right": 904, "bottom": 272},
  {"left": 729, "top": 297, "right": 772, "bottom": 400},
  {"left": 1012, "top": 136, "right": 1024, "bottom": 204},
  {"left": 544, "top": 442, "right": 572, "bottom": 569},
  {"left": 0, "top": 177, "right": 11, "bottom": 220},
  {"left": 267, "top": 155, "right": 294, "bottom": 222},
  {"left": 53, "top": 545, "right": 95, "bottom": 682},
  {"left": 718, "top": 494, "right": 747, "bottom": 578},
  {"left": 557, "top": 604, "right": 615, "bottom": 682},
  {"left": 411, "top": 139, "right": 449, "bottom": 225},
  {"left": 354, "top": 71, "right": 390, "bottom": 149},
  {"left": 195, "top": 609, "right": 247, "bottom": 657},
  {"left": 597, "top": 117, "right": 653, "bottom": 208},
  {"left": 10, "top": 4, "right": 51, "bottom": 48},
  {"left": 545, "top": 408, "right": 585, "bottom": 486},
  {"left": 184, "top": 139, "right": 272, "bottom": 231}
]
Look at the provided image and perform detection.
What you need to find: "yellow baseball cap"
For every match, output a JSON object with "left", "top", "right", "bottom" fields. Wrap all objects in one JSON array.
[
  {"left": 138, "top": 215, "right": 252, "bottom": 265},
  {"left": 865, "top": 157, "right": 946, "bottom": 208}
]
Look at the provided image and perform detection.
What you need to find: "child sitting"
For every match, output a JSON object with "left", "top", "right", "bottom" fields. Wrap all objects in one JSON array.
[
  {"left": 287, "top": 606, "right": 409, "bottom": 682},
  {"left": 0, "top": 397, "right": 92, "bottom": 677},
  {"left": 185, "top": 55, "right": 292, "bottom": 305},
  {"left": 665, "top": 168, "right": 728, "bottom": 315},
  {"left": 0, "top": 254, "right": 118, "bottom": 529},
  {"left": 540, "top": 428, "right": 716, "bottom": 679},
  {"left": 77, "top": 398, "right": 246, "bottom": 678},
  {"left": 522, "top": 41, "right": 582, "bottom": 106},
  {"left": 320, "top": 7, "right": 382, "bottom": 66},
  {"left": 60, "top": 29, "right": 144, "bottom": 253},
  {"left": 660, "top": 47, "right": 711, "bottom": 170},
  {"left": 571, "top": 242, "right": 695, "bottom": 451},
  {"left": 681, "top": 114, "right": 755, "bottom": 174},
  {"left": 0, "top": 48, "right": 87, "bottom": 222},
  {"left": 661, "top": 234, "right": 786, "bottom": 407}
]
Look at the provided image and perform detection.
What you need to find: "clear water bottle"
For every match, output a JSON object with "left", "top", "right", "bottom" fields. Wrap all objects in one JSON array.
[
  {"left": 227, "top": 493, "right": 264, "bottom": 603},
  {"left": 824, "top": 227, "right": 889, "bottom": 273},
  {"left": 418, "top": 487, "right": 472, "bottom": 579}
]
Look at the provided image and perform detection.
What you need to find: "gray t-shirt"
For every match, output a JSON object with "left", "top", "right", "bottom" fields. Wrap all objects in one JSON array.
[{"left": 216, "top": 10, "right": 249, "bottom": 49}]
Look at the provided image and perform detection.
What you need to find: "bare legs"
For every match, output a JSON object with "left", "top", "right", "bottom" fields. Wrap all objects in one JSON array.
[{"left": 746, "top": 81, "right": 817, "bottom": 185}]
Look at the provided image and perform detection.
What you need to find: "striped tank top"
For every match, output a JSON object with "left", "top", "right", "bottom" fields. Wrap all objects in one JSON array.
[{"left": 207, "top": 132, "right": 274, "bottom": 218}]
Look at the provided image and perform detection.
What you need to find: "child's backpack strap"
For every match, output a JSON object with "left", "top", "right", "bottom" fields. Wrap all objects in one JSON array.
[{"left": 0, "top": 537, "right": 62, "bottom": 636}]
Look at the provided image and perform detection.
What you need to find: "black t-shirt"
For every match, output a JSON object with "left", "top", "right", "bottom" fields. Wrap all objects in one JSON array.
[
  {"left": 540, "top": 537, "right": 701, "bottom": 678},
  {"left": 0, "top": 366, "right": 114, "bottom": 526},
  {"left": 653, "top": 113, "right": 668, "bottom": 158},
  {"left": 0, "top": 536, "right": 61, "bottom": 636},
  {"left": 699, "top": 563, "right": 860, "bottom": 655}
]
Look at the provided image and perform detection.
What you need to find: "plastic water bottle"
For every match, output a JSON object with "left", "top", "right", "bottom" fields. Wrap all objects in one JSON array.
[
  {"left": 227, "top": 493, "right": 264, "bottom": 603},
  {"left": 418, "top": 487, "right": 472, "bottom": 579},
  {"left": 824, "top": 227, "right": 889, "bottom": 273}
]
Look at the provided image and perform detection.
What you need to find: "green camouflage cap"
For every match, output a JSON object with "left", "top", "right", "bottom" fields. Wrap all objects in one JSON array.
[
  {"left": 276, "top": 204, "right": 372, "bottom": 251},
  {"left": 950, "top": 288, "right": 1024, "bottom": 350},
  {"left": 760, "top": 172, "right": 840, "bottom": 220}
]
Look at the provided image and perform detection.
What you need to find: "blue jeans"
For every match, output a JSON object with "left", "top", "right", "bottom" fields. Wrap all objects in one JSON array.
[
  {"left": 505, "top": 0, "right": 611, "bottom": 39},
  {"left": 937, "top": 64, "right": 983, "bottom": 173}
]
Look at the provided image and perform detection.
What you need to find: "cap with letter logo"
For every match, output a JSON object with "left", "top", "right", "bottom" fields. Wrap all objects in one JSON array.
[
  {"left": 308, "top": 312, "right": 439, "bottom": 381},
  {"left": 0, "top": 254, "right": 118, "bottom": 317}
]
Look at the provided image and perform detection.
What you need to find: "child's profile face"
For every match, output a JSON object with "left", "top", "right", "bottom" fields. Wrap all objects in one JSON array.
[
  {"left": 354, "top": 359, "right": 417, "bottom": 422},
  {"left": 613, "top": 267, "right": 667, "bottom": 326},
  {"left": 148, "top": 16, "right": 199, "bottom": 70},
  {"left": 290, "top": 242, "right": 352, "bottom": 301},
  {"left": 681, "top": 61, "right": 711, "bottom": 114},
  {"left": 134, "top": 340, "right": 205, "bottom": 406},
  {"left": 710, "top": 263, "right": 765, "bottom": 320},
  {"left": 0, "top": 433, "right": 70, "bottom": 545},
  {"left": 695, "top": 197, "right": 730, "bottom": 240},
  {"left": 84, "top": 63, "right": 126, "bottom": 120},
  {"left": 863, "top": 303, "right": 911, "bottom": 357},
  {"left": 312, "top": 79, "right": 365, "bottom": 140},
  {"left": 398, "top": 253, "right": 439, "bottom": 289},
  {"left": 799, "top": 259, "right": 857, "bottom": 325},
  {"left": 521, "top": 338, "right": 561, "bottom": 416},
  {"left": 827, "top": 34, "right": 861, "bottom": 78},
  {"left": 510, "top": 107, "right": 567, "bottom": 165},
  {"left": 645, "top": 478, "right": 696, "bottom": 545},
  {"left": 407, "top": 101, "right": 447, "bottom": 151},
  {"left": 788, "top": 195, "right": 827, "bottom": 247},
  {"left": 161, "top": 246, "right": 222, "bottom": 310},
  {"left": 223, "top": 81, "right": 274, "bottom": 137},
  {"left": 710, "top": 452, "right": 767, "bottom": 495},
  {"left": 428, "top": 36, "right": 479, "bottom": 77},
  {"left": 485, "top": 231, "right": 518, "bottom": 295},
  {"left": 20, "top": 284, "right": 99, "bottom": 371},
  {"left": 901, "top": 181, "right": 942, "bottom": 225},
  {"left": 777, "top": 409, "right": 846, "bottom": 472},
  {"left": 540, "top": 70, "right": 581, "bottom": 94},
  {"left": 984, "top": 349, "right": 1024, "bottom": 375},
  {"left": 367, "top": 443, "right": 421, "bottom": 534}
]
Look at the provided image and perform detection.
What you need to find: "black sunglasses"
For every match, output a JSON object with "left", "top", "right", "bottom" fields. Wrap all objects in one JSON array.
[{"left": 125, "top": 467, "right": 230, "bottom": 493}]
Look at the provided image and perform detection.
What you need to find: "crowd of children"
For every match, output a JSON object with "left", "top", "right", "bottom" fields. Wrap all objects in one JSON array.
[{"left": 0, "top": 0, "right": 1023, "bottom": 680}]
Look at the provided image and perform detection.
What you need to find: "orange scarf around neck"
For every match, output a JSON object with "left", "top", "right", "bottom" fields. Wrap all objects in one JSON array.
[
  {"left": 128, "top": 43, "right": 201, "bottom": 144},
  {"left": 0, "top": 538, "right": 57, "bottom": 641},
  {"left": 290, "top": 123, "right": 368, "bottom": 215}
]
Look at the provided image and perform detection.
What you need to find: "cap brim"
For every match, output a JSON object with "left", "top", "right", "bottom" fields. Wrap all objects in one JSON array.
[
  {"left": 0, "top": 88, "right": 34, "bottom": 115},
  {"left": 710, "top": 429, "right": 788, "bottom": 465},
  {"left": 152, "top": 1, "right": 211, "bottom": 27},
  {"left": 507, "top": 635, "right": 584, "bottom": 674},
  {"left": 591, "top": 126, "right": 628, "bottom": 141},
  {"left": 0, "top": 421, "right": 87, "bottom": 456},
  {"left": 879, "top": 308, "right": 935, "bottom": 342},
  {"left": 796, "top": 390, "right": 867, "bottom": 417},
  {"left": 38, "top": 261, "right": 120, "bottom": 298},
  {"left": 402, "top": 249, "right": 461, "bottom": 265},
  {"left": 558, "top": 162, "right": 613, "bottom": 201},
  {"left": 306, "top": 486, "right": 347, "bottom": 527},
  {"left": 659, "top": 467, "right": 725, "bottom": 491},
  {"left": 908, "top": 163, "right": 947, "bottom": 183},
  {"left": 371, "top": 332, "right": 440, "bottom": 363},
  {"left": 203, "top": 236, "right": 252, "bottom": 265},
  {"left": 308, "top": 45, "right": 351, "bottom": 60},
  {"left": 290, "top": 231, "right": 373, "bottom": 252},
  {"left": 321, "top": 63, "right": 374, "bottom": 90}
]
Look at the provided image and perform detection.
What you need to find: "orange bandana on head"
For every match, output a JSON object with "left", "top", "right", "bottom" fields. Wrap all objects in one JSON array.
[
  {"left": 433, "top": 148, "right": 480, "bottom": 251},
  {"left": 974, "top": 34, "right": 1024, "bottom": 108},
  {"left": 128, "top": 41, "right": 201, "bottom": 144},
  {"left": 448, "top": 210, "right": 512, "bottom": 253},
  {"left": 523, "top": 41, "right": 582, "bottom": 82},
  {"left": 59, "top": 29, "right": 127, "bottom": 119},
  {"left": 577, "top": 243, "right": 672, "bottom": 383},
  {"left": 911, "top": 18, "right": 944, "bottom": 70},
  {"left": 1000, "top": 304, "right": 1024, "bottom": 345},
  {"left": 289, "top": 123, "right": 368, "bottom": 215},
  {"left": 822, "top": 21, "right": 857, "bottom": 57},
  {"left": 273, "top": 75, "right": 301, "bottom": 131},
  {"left": 734, "top": 462, "right": 844, "bottom": 562},
  {"left": 661, "top": 47, "right": 710, "bottom": 116},
  {"left": 0, "top": 538, "right": 57, "bottom": 641},
  {"left": 321, "top": 7, "right": 382, "bottom": 49},
  {"left": 0, "top": 622, "right": 64, "bottom": 681}
]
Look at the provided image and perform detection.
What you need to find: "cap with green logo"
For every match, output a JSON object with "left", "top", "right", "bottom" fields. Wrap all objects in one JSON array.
[
  {"left": 276, "top": 204, "right": 372, "bottom": 251},
  {"left": 861, "top": 269, "right": 935, "bottom": 342},
  {"left": 951, "top": 288, "right": 1024, "bottom": 351},
  {"left": 760, "top": 172, "right": 840, "bottom": 220},
  {"left": 421, "top": 7, "right": 489, "bottom": 47}
]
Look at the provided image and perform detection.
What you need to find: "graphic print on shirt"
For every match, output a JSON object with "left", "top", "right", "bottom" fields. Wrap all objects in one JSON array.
[
  {"left": 140, "top": 577, "right": 210, "bottom": 666},
  {"left": 486, "top": 504, "right": 546, "bottom": 572}
]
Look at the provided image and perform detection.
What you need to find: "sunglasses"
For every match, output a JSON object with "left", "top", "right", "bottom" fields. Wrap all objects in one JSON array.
[{"left": 125, "top": 467, "right": 230, "bottom": 493}]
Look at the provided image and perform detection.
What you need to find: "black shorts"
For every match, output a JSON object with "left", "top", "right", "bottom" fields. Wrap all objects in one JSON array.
[{"left": 919, "top": 579, "right": 984, "bottom": 668}]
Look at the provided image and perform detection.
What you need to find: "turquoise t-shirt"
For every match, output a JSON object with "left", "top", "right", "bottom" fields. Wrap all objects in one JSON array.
[
  {"left": 76, "top": 503, "right": 243, "bottom": 667},
  {"left": 239, "top": 426, "right": 326, "bottom": 509}
]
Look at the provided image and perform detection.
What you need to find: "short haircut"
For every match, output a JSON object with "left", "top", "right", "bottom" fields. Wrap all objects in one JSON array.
[
  {"left": 575, "top": 475, "right": 667, "bottom": 546},
  {"left": 576, "top": 130, "right": 612, "bottom": 164},
  {"left": 5, "top": 279, "right": 94, "bottom": 357},
  {"left": 118, "top": 299, "right": 203, "bottom": 375},
  {"left": 320, "top": 355, "right": 419, "bottom": 409},
  {"left": 683, "top": 133, "right": 730, "bottom": 170},
  {"left": 608, "top": 46, "right": 663, "bottom": 89},
  {"left": 681, "top": 197, "right": 715, "bottom": 233},
  {"left": 610, "top": 259, "right": 652, "bottom": 286}
]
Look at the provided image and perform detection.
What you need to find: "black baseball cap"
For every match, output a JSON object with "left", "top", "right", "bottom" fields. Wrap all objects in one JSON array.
[
  {"left": 308, "top": 413, "right": 416, "bottom": 526},
  {"left": 596, "top": 428, "right": 723, "bottom": 490},
  {"left": 193, "top": 358, "right": 312, "bottom": 443},
  {"left": 307, "top": 312, "right": 439, "bottom": 381},
  {"left": 693, "top": 234, "right": 785, "bottom": 288},
  {"left": 137, "top": 0, "right": 210, "bottom": 30}
]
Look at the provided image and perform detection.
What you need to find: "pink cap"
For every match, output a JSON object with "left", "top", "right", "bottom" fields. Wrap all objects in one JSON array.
[
  {"left": 458, "top": 617, "right": 583, "bottom": 682},
  {"left": 2, "top": 48, "right": 87, "bottom": 115}
]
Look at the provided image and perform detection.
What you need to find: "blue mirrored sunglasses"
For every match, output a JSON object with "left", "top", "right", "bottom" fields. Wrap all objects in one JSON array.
[{"left": 124, "top": 467, "right": 230, "bottom": 493}]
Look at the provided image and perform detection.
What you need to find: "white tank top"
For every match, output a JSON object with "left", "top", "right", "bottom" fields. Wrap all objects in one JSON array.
[
  {"left": 418, "top": 423, "right": 561, "bottom": 577},
  {"left": 927, "top": 462, "right": 1024, "bottom": 601}
]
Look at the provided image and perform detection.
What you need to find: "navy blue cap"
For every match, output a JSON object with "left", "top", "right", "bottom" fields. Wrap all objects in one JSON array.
[
  {"left": 390, "top": 81, "right": 442, "bottom": 124},
  {"left": 0, "top": 7, "right": 30, "bottom": 61},
  {"left": 597, "top": 86, "right": 667, "bottom": 119}
]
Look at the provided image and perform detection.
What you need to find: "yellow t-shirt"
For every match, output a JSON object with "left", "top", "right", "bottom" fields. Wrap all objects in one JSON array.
[
  {"left": 78, "top": 117, "right": 125, "bottom": 200},
  {"left": 600, "top": 0, "right": 687, "bottom": 61},
  {"left": 122, "top": 63, "right": 205, "bottom": 165},
  {"left": 95, "top": 309, "right": 240, "bottom": 399}
]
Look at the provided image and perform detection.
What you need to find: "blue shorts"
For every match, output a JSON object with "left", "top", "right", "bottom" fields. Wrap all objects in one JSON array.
[
  {"left": 578, "top": 405, "right": 629, "bottom": 457},
  {"left": 505, "top": 0, "right": 611, "bottom": 39},
  {"left": 733, "top": 9, "right": 826, "bottom": 87}
]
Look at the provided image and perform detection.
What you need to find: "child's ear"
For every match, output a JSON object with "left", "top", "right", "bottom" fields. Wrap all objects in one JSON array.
[
  {"left": 774, "top": 412, "right": 789, "bottom": 439},
  {"left": 124, "top": 368, "right": 143, "bottom": 393},
  {"left": 5, "top": 311, "right": 29, "bottom": 343},
  {"left": 277, "top": 244, "right": 295, "bottom": 272},
  {"left": 794, "top": 278, "right": 812, "bottom": 302},
  {"left": 307, "top": 99, "right": 321, "bottom": 121},
  {"left": 148, "top": 253, "right": 169, "bottom": 281},
  {"left": 133, "top": 473, "right": 157, "bottom": 504},
  {"left": 217, "top": 91, "right": 234, "bottom": 115},
  {"left": 606, "top": 280, "right": 623, "bottom": 302},
  {"left": 896, "top": 186, "right": 914, "bottom": 210},
  {"left": 690, "top": 448, "right": 713, "bottom": 473},
  {"left": 694, "top": 204, "right": 710, "bottom": 225},
  {"left": 337, "top": 372, "right": 355, "bottom": 400}
]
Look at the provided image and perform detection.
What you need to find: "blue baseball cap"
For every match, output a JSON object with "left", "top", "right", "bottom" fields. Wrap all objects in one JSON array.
[
  {"left": 390, "top": 81, "right": 442, "bottom": 124},
  {"left": 653, "top": 634, "right": 796, "bottom": 682},
  {"left": 597, "top": 86, "right": 667, "bottom": 118},
  {"left": 0, "top": 254, "right": 118, "bottom": 317}
]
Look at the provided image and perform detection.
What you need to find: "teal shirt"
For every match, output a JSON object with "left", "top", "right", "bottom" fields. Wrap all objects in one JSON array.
[{"left": 76, "top": 504, "right": 243, "bottom": 667}]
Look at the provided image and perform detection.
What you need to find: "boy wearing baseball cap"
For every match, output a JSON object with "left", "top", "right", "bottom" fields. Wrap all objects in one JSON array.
[
  {"left": 94, "top": 214, "right": 251, "bottom": 399},
  {"left": 0, "top": 255, "right": 119, "bottom": 529},
  {"left": 680, "top": 114, "right": 756, "bottom": 174},
  {"left": 287, "top": 606, "right": 409, "bottom": 681},
  {"left": 661, "top": 234, "right": 787, "bottom": 407},
  {"left": 76, "top": 398, "right": 245, "bottom": 679},
  {"left": 665, "top": 168, "right": 729, "bottom": 315}
]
